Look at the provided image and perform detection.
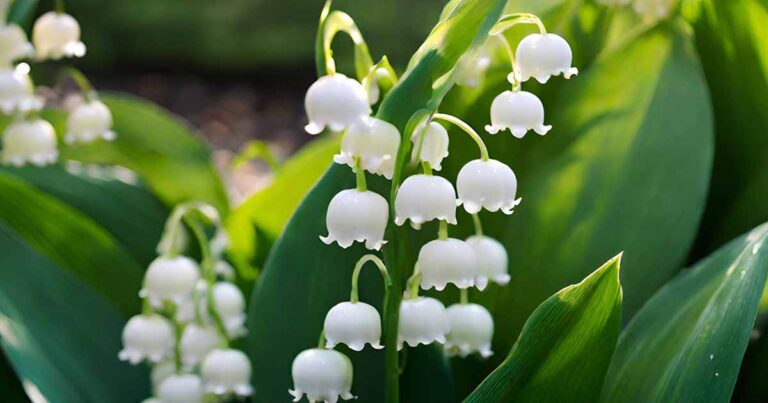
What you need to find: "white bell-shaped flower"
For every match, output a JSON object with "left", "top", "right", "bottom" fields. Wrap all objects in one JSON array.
[
  {"left": 633, "top": 0, "right": 675, "bottom": 20},
  {"left": 445, "top": 303, "right": 494, "bottom": 358},
  {"left": 0, "top": 67, "right": 41, "bottom": 115},
  {"left": 1, "top": 118, "right": 57, "bottom": 167},
  {"left": 174, "top": 280, "right": 207, "bottom": 323},
  {"left": 118, "top": 315, "right": 174, "bottom": 364},
  {"left": 410, "top": 122, "right": 449, "bottom": 171},
  {"left": 485, "top": 90, "right": 551, "bottom": 137},
  {"left": 201, "top": 348, "right": 254, "bottom": 396},
  {"left": 150, "top": 360, "right": 176, "bottom": 396},
  {"left": 140, "top": 256, "right": 201, "bottom": 308},
  {"left": 180, "top": 323, "right": 222, "bottom": 368},
  {"left": 304, "top": 73, "right": 369, "bottom": 135},
  {"left": 457, "top": 159, "right": 521, "bottom": 215},
  {"left": 157, "top": 374, "right": 204, "bottom": 403},
  {"left": 516, "top": 33, "right": 577, "bottom": 84},
  {"left": 65, "top": 99, "right": 116, "bottom": 144},
  {"left": 455, "top": 45, "right": 493, "bottom": 88},
  {"left": 418, "top": 238, "right": 478, "bottom": 291},
  {"left": 0, "top": 24, "right": 34, "bottom": 64},
  {"left": 290, "top": 348, "right": 355, "bottom": 403},
  {"left": 324, "top": 301, "right": 383, "bottom": 351},
  {"left": 321, "top": 189, "right": 388, "bottom": 250},
  {"left": 32, "top": 11, "right": 86, "bottom": 60},
  {"left": 212, "top": 282, "right": 247, "bottom": 338},
  {"left": 397, "top": 296, "right": 449, "bottom": 349},
  {"left": 333, "top": 117, "right": 400, "bottom": 179},
  {"left": 466, "top": 235, "right": 510, "bottom": 286},
  {"left": 394, "top": 174, "right": 457, "bottom": 227}
]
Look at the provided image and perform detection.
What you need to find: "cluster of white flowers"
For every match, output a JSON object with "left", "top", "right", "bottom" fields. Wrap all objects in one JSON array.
[
  {"left": 0, "top": 0, "right": 115, "bottom": 168},
  {"left": 119, "top": 203, "right": 253, "bottom": 403},
  {"left": 290, "top": 7, "right": 576, "bottom": 403},
  {"left": 596, "top": 0, "right": 677, "bottom": 20}
]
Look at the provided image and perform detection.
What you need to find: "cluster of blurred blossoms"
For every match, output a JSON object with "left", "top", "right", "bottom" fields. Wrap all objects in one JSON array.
[
  {"left": 291, "top": 4, "right": 576, "bottom": 402},
  {"left": 119, "top": 203, "right": 253, "bottom": 403},
  {"left": 0, "top": 0, "right": 115, "bottom": 168},
  {"left": 597, "top": 0, "right": 678, "bottom": 20}
]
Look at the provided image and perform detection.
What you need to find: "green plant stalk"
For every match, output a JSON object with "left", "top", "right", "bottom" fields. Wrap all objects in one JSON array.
[
  {"left": 350, "top": 254, "right": 392, "bottom": 303},
  {"left": 432, "top": 113, "right": 489, "bottom": 161}
]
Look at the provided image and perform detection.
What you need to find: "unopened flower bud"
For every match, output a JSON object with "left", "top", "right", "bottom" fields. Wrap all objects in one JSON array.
[
  {"left": 290, "top": 348, "right": 355, "bottom": 403},
  {"left": 445, "top": 303, "right": 494, "bottom": 358},
  {"left": 411, "top": 122, "right": 449, "bottom": 171},
  {"left": 394, "top": 174, "right": 457, "bottom": 228},
  {"left": 321, "top": 189, "right": 388, "bottom": 250},
  {"left": 0, "top": 67, "right": 41, "bottom": 115},
  {"left": 32, "top": 11, "right": 86, "bottom": 60},
  {"left": 118, "top": 314, "right": 174, "bottom": 364},
  {"left": 201, "top": 348, "right": 254, "bottom": 396},
  {"left": 324, "top": 301, "right": 383, "bottom": 351},
  {"left": 485, "top": 91, "right": 551, "bottom": 137},
  {"left": 0, "top": 24, "right": 33, "bottom": 64},
  {"left": 334, "top": 117, "right": 400, "bottom": 179},
  {"left": 466, "top": 235, "right": 510, "bottom": 286},
  {"left": 304, "top": 74, "right": 369, "bottom": 135},
  {"left": 1, "top": 118, "right": 57, "bottom": 167},
  {"left": 140, "top": 256, "right": 201, "bottom": 308},
  {"left": 180, "top": 323, "right": 222, "bottom": 368},
  {"left": 398, "top": 296, "right": 449, "bottom": 349},
  {"left": 457, "top": 159, "right": 521, "bottom": 215},
  {"left": 157, "top": 374, "right": 204, "bottom": 403},
  {"left": 516, "top": 33, "right": 577, "bottom": 84},
  {"left": 65, "top": 100, "right": 116, "bottom": 144},
  {"left": 418, "top": 238, "right": 478, "bottom": 291}
]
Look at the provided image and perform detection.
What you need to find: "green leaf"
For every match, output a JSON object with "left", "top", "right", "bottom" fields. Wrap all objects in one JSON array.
[
  {"left": 0, "top": 172, "right": 144, "bottom": 315},
  {"left": 600, "top": 223, "right": 768, "bottom": 402},
  {"left": 0, "top": 225, "right": 150, "bottom": 402},
  {"left": 7, "top": 0, "right": 39, "bottom": 27},
  {"left": 0, "top": 349, "right": 29, "bottom": 403},
  {"left": 244, "top": 0, "right": 507, "bottom": 401},
  {"left": 465, "top": 254, "right": 622, "bottom": 402}
]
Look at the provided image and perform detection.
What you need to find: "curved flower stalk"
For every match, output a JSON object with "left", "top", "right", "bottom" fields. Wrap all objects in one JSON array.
[{"left": 118, "top": 202, "right": 253, "bottom": 402}]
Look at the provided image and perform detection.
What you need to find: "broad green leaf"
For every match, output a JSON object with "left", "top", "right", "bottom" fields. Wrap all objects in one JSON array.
[
  {"left": 600, "top": 223, "right": 768, "bottom": 402},
  {"left": 0, "top": 172, "right": 144, "bottom": 315},
  {"left": 465, "top": 254, "right": 622, "bottom": 402},
  {"left": 7, "top": 0, "right": 38, "bottom": 27},
  {"left": 244, "top": 0, "right": 507, "bottom": 401},
  {"left": 0, "top": 225, "right": 150, "bottom": 403}
]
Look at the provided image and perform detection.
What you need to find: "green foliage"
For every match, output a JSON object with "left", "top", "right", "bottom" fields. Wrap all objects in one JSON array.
[
  {"left": 466, "top": 254, "right": 622, "bottom": 402},
  {"left": 601, "top": 223, "right": 768, "bottom": 402}
]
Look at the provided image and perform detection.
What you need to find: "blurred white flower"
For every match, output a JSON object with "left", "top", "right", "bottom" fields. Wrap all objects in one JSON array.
[
  {"left": 0, "top": 24, "right": 33, "bottom": 65},
  {"left": 140, "top": 256, "right": 201, "bottom": 308},
  {"left": 633, "top": 0, "right": 677, "bottom": 20},
  {"left": 485, "top": 90, "right": 551, "bottom": 137},
  {"left": 516, "top": 33, "right": 577, "bottom": 84},
  {"left": 445, "top": 303, "right": 494, "bottom": 358},
  {"left": 418, "top": 238, "right": 478, "bottom": 291},
  {"left": 118, "top": 315, "right": 174, "bottom": 364},
  {"left": 32, "top": 11, "right": 85, "bottom": 60},
  {"left": 397, "top": 296, "right": 449, "bottom": 349},
  {"left": 157, "top": 374, "right": 204, "bottom": 403},
  {"left": 211, "top": 282, "right": 247, "bottom": 338},
  {"left": 321, "top": 189, "right": 388, "bottom": 250},
  {"left": 455, "top": 44, "right": 494, "bottom": 88},
  {"left": 1, "top": 118, "right": 57, "bottom": 167},
  {"left": 410, "top": 121, "right": 449, "bottom": 171},
  {"left": 456, "top": 159, "right": 521, "bottom": 215},
  {"left": 290, "top": 348, "right": 355, "bottom": 403},
  {"left": 0, "top": 67, "right": 41, "bottom": 115},
  {"left": 304, "top": 73, "right": 369, "bottom": 135},
  {"left": 201, "top": 348, "right": 254, "bottom": 396},
  {"left": 65, "top": 99, "right": 116, "bottom": 144},
  {"left": 466, "top": 235, "right": 510, "bottom": 286},
  {"left": 334, "top": 117, "right": 400, "bottom": 179},
  {"left": 324, "top": 301, "right": 383, "bottom": 351},
  {"left": 180, "top": 323, "right": 221, "bottom": 368},
  {"left": 150, "top": 360, "right": 176, "bottom": 396},
  {"left": 394, "top": 174, "right": 457, "bottom": 228}
]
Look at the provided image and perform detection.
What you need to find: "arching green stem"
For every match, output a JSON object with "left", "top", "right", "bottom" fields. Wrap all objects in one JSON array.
[
  {"left": 494, "top": 34, "right": 521, "bottom": 91},
  {"left": 405, "top": 265, "right": 421, "bottom": 299},
  {"left": 432, "top": 113, "right": 489, "bottom": 161},
  {"left": 421, "top": 161, "right": 433, "bottom": 176},
  {"left": 63, "top": 68, "right": 97, "bottom": 102},
  {"left": 350, "top": 254, "right": 392, "bottom": 303},
  {"left": 363, "top": 56, "right": 399, "bottom": 100},
  {"left": 460, "top": 288, "right": 469, "bottom": 304},
  {"left": 318, "top": 330, "right": 327, "bottom": 349},
  {"left": 317, "top": 0, "right": 374, "bottom": 78},
  {"left": 54, "top": 0, "right": 65, "bottom": 13},
  {"left": 354, "top": 156, "right": 367, "bottom": 191},
  {"left": 472, "top": 213, "right": 484, "bottom": 237},
  {"left": 490, "top": 13, "right": 547, "bottom": 35},
  {"left": 438, "top": 220, "right": 449, "bottom": 240}
]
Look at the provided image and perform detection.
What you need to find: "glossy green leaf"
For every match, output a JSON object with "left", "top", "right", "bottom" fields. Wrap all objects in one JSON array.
[
  {"left": 7, "top": 0, "right": 39, "bottom": 27},
  {"left": 0, "top": 225, "right": 149, "bottom": 403},
  {"left": 600, "top": 223, "right": 768, "bottom": 402},
  {"left": 0, "top": 172, "right": 144, "bottom": 315},
  {"left": 244, "top": 0, "right": 507, "bottom": 401},
  {"left": 466, "top": 254, "right": 622, "bottom": 402}
]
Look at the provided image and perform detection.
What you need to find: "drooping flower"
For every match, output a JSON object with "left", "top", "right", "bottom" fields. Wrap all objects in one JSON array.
[
  {"left": 201, "top": 349, "right": 254, "bottom": 396},
  {"left": 418, "top": 238, "right": 478, "bottom": 291},
  {"left": 333, "top": 117, "right": 400, "bottom": 179},
  {"left": 410, "top": 121, "right": 449, "bottom": 171},
  {"left": 633, "top": 0, "right": 676, "bottom": 20},
  {"left": 118, "top": 314, "right": 175, "bottom": 364},
  {"left": 157, "top": 374, "right": 204, "bottom": 403},
  {"left": 394, "top": 174, "right": 457, "bottom": 228},
  {"left": 515, "top": 33, "right": 577, "bottom": 84},
  {"left": 1, "top": 118, "right": 58, "bottom": 167},
  {"left": 456, "top": 159, "right": 521, "bottom": 215},
  {"left": 211, "top": 282, "right": 247, "bottom": 338},
  {"left": 485, "top": 90, "right": 551, "bottom": 137},
  {"left": 397, "top": 296, "right": 450, "bottom": 349},
  {"left": 321, "top": 189, "right": 388, "bottom": 250},
  {"left": 32, "top": 11, "right": 86, "bottom": 60},
  {"left": 290, "top": 348, "right": 355, "bottom": 403},
  {"left": 150, "top": 360, "right": 176, "bottom": 396},
  {"left": 0, "top": 67, "right": 41, "bottom": 115},
  {"left": 304, "top": 73, "right": 369, "bottom": 135},
  {"left": 466, "top": 235, "right": 510, "bottom": 286},
  {"left": 65, "top": 99, "right": 117, "bottom": 144},
  {"left": 0, "top": 24, "right": 34, "bottom": 65},
  {"left": 324, "top": 301, "right": 383, "bottom": 351},
  {"left": 140, "top": 256, "right": 201, "bottom": 308},
  {"left": 179, "top": 323, "right": 221, "bottom": 368},
  {"left": 445, "top": 303, "right": 494, "bottom": 358}
]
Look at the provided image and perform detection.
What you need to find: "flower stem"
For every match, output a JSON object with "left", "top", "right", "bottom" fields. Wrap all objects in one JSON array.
[
  {"left": 491, "top": 13, "right": 547, "bottom": 35},
  {"left": 494, "top": 34, "right": 521, "bottom": 91},
  {"left": 320, "top": 4, "right": 374, "bottom": 78},
  {"left": 460, "top": 288, "right": 469, "bottom": 304},
  {"left": 405, "top": 265, "right": 421, "bottom": 299},
  {"left": 354, "top": 156, "right": 367, "bottom": 191},
  {"left": 432, "top": 113, "right": 489, "bottom": 161},
  {"left": 438, "top": 220, "right": 449, "bottom": 240},
  {"left": 318, "top": 330, "right": 327, "bottom": 349},
  {"left": 421, "top": 160, "right": 432, "bottom": 176},
  {"left": 64, "top": 67, "right": 96, "bottom": 101},
  {"left": 472, "top": 213, "right": 484, "bottom": 237},
  {"left": 54, "top": 0, "right": 65, "bottom": 13},
  {"left": 349, "top": 254, "right": 392, "bottom": 303}
]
